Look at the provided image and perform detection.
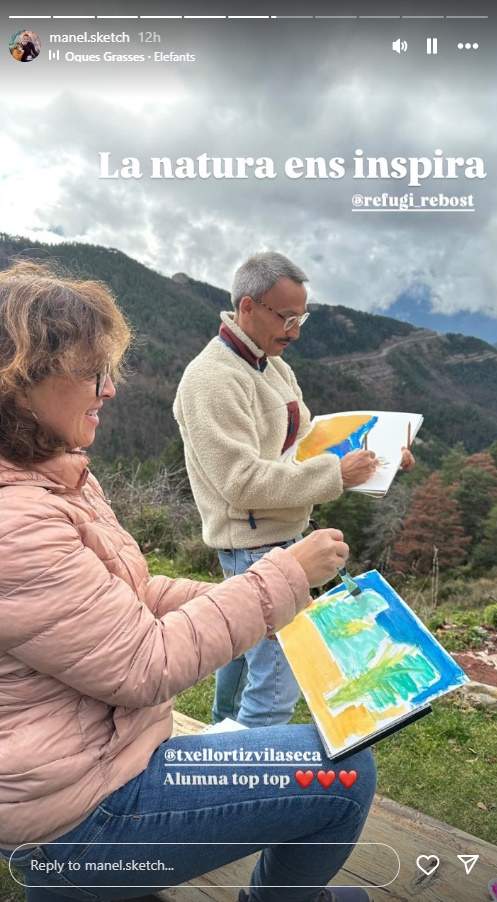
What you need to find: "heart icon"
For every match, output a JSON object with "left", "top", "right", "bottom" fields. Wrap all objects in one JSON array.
[
  {"left": 416, "top": 855, "right": 440, "bottom": 877},
  {"left": 338, "top": 770, "right": 357, "bottom": 789},
  {"left": 317, "top": 770, "right": 336, "bottom": 788},
  {"left": 294, "top": 770, "right": 314, "bottom": 788}
]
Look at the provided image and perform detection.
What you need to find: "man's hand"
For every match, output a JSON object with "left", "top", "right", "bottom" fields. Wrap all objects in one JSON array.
[
  {"left": 286, "top": 528, "right": 349, "bottom": 587},
  {"left": 340, "top": 449, "right": 378, "bottom": 487},
  {"left": 400, "top": 446, "right": 416, "bottom": 471}
]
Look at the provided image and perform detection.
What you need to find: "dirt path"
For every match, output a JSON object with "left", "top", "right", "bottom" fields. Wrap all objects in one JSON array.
[
  {"left": 321, "top": 329, "right": 440, "bottom": 366},
  {"left": 323, "top": 330, "right": 497, "bottom": 369},
  {"left": 454, "top": 651, "right": 497, "bottom": 687},
  {"left": 454, "top": 629, "right": 497, "bottom": 687}
]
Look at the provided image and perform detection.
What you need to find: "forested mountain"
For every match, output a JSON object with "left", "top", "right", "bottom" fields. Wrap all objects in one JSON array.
[{"left": 2, "top": 233, "right": 497, "bottom": 462}]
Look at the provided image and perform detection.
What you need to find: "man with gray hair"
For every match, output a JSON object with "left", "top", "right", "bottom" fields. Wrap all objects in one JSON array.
[{"left": 173, "top": 251, "right": 380, "bottom": 727}]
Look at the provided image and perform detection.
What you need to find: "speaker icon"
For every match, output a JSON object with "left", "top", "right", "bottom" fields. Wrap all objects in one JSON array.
[{"left": 392, "top": 38, "right": 408, "bottom": 54}]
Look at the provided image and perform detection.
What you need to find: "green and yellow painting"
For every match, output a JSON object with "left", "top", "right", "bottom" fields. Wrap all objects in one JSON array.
[{"left": 278, "top": 570, "right": 467, "bottom": 756}]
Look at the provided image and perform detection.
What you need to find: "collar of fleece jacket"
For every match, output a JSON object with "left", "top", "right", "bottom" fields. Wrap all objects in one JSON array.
[
  {"left": 0, "top": 449, "right": 89, "bottom": 493},
  {"left": 219, "top": 310, "right": 268, "bottom": 372}
]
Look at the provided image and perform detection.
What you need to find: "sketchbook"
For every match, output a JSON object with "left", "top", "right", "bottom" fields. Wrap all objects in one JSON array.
[
  {"left": 287, "top": 410, "right": 423, "bottom": 496},
  {"left": 277, "top": 570, "right": 468, "bottom": 760}
]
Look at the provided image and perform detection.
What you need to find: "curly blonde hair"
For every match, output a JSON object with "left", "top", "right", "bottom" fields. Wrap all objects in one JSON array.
[{"left": 0, "top": 260, "right": 132, "bottom": 464}]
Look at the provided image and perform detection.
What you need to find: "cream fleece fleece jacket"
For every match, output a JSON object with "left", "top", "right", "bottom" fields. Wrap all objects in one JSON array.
[{"left": 173, "top": 312, "right": 343, "bottom": 549}]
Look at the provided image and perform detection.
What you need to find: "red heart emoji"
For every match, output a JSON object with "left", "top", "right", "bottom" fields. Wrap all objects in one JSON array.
[
  {"left": 294, "top": 770, "right": 314, "bottom": 788},
  {"left": 338, "top": 770, "right": 357, "bottom": 788},
  {"left": 317, "top": 770, "right": 336, "bottom": 788}
]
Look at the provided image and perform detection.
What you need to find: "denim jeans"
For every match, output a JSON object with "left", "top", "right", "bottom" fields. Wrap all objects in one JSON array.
[
  {"left": 1, "top": 724, "right": 376, "bottom": 902},
  {"left": 213, "top": 540, "right": 302, "bottom": 727}
]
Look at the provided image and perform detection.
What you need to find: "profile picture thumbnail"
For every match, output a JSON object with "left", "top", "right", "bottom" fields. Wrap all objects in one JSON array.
[{"left": 9, "top": 29, "right": 41, "bottom": 62}]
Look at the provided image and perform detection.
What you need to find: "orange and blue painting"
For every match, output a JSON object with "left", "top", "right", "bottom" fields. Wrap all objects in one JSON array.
[
  {"left": 278, "top": 570, "right": 467, "bottom": 757},
  {"left": 296, "top": 413, "right": 378, "bottom": 462}
]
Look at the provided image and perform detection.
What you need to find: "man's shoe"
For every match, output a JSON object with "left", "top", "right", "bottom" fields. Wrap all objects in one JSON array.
[{"left": 238, "top": 889, "right": 370, "bottom": 901}]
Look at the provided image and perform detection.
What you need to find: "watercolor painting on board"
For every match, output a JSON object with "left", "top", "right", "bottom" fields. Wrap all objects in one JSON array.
[{"left": 278, "top": 570, "right": 468, "bottom": 758}]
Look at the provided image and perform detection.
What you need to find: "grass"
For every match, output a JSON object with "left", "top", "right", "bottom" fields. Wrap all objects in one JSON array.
[
  {"left": 427, "top": 607, "right": 495, "bottom": 653},
  {"left": 373, "top": 696, "right": 497, "bottom": 840},
  {"left": 0, "top": 864, "right": 24, "bottom": 902},
  {"left": 147, "top": 552, "right": 221, "bottom": 583}
]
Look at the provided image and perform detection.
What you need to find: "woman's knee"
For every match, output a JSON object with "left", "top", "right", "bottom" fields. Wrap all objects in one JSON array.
[{"left": 348, "top": 747, "right": 377, "bottom": 817}]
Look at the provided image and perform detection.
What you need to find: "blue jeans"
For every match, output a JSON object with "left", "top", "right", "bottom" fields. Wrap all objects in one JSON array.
[
  {"left": 1, "top": 724, "right": 376, "bottom": 902},
  {"left": 213, "top": 540, "right": 302, "bottom": 727}
]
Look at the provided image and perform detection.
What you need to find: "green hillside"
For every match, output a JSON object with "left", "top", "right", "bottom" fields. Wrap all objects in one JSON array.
[{"left": 2, "top": 233, "right": 497, "bottom": 461}]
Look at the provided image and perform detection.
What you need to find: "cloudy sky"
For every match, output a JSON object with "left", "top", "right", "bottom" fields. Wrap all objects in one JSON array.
[{"left": 1, "top": 3, "right": 496, "bottom": 316}]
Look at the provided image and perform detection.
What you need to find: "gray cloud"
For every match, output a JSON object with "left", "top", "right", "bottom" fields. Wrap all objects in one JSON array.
[{"left": 1, "top": 17, "right": 495, "bottom": 315}]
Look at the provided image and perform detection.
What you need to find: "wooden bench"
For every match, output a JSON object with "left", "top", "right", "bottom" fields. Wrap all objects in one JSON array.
[{"left": 143, "top": 712, "right": 497, "bottom": 901}]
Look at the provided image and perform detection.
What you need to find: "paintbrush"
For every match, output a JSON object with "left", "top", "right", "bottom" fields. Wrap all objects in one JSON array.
[
  {"left": 338, "top": 566, "right": 362, "bottom": 597},
  {"left": 308, "top": 519, "right": 363, "bottom": 598}
]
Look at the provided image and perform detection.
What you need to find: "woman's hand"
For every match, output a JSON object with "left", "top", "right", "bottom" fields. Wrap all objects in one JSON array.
[
  {"left": 340, "top": 449, "right": 378, "bottom": 487},
  {"left": 286, "top": 528, "right": 349, "bottom": 587}
]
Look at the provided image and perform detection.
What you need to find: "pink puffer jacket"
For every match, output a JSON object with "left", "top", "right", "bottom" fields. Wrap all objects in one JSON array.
[{"left": 0, "top": 451, "right": 309, "bottom": 849}]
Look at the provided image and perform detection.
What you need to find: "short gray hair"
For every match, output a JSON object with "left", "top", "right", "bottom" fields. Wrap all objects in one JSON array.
[{"left": 231, "top": 252, "right": 308, "bottom": 311}]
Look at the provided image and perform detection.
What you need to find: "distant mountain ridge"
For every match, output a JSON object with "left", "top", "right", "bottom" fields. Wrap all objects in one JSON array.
[
  {"left": 1, "top": 233, "right": 497, "bottom": 462},
  {"left": 385, "top": 288, "right": 497, "bottom": 344}
]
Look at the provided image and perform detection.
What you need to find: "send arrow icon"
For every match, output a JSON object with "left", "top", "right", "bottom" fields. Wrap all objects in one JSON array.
[{"left": 457, "top": 854, "right": 479, "bottom": 875}]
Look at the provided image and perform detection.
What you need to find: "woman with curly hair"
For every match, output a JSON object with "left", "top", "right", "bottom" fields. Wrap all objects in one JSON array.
[{"left": 0, "top": 260, "right": 375, "bottom": 902}]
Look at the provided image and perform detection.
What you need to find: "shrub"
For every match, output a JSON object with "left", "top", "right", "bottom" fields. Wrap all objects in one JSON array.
[
  {"left": 175, "top": 535, "right": 222, "bottom": 577},
  {"left": 428, "top": 612, "right": 445, "bottom": 631},
  {"left": 483, "top": 603, "right": 497, "bottom": 627},
  {"left": 127, "top": 504, "right": 176, "bottom": 555},
  {"left": 96, "top": 462, "right": 201, "bottom": 554}
]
